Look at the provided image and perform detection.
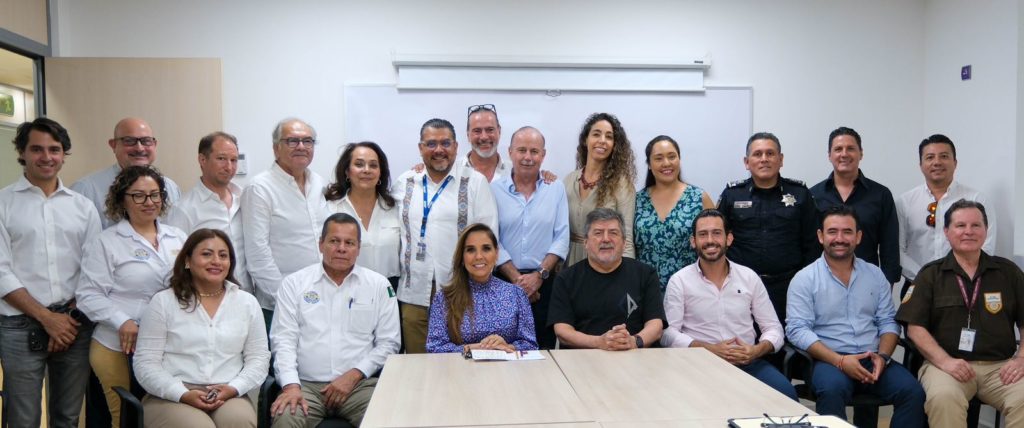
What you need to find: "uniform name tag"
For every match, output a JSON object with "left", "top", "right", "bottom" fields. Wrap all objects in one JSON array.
[
  {"left": 733, "top": 201, "right": 753, "bottom": 209},
  {"left": 959, "top": 328, "right": 976, "bottom": 352}
]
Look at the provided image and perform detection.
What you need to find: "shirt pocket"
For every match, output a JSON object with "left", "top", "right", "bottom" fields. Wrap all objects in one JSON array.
[
  {"left": 215, "top": 318, "right": 249, "bottom": 355},
  {"left": 349, "top": 304, "right": 376, "bottom": 335}
]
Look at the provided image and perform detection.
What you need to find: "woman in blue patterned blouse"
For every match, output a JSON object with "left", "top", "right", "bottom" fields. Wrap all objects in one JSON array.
[
  {"left": 426, "top": 224, "right": 538, "bottom": 353},
  {"left": 634, "top": 135, "right": 715, "bottom": 291}
]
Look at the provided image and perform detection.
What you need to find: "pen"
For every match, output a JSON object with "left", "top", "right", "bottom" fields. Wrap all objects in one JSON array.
[{"left": 348, "top": 298, "right": 353, "bottom": 308}]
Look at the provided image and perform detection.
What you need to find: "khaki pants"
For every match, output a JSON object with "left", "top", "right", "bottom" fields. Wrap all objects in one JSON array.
[
  {"left": 89, "top": 340, "right": 129, "bottom": 428},
  {"left": 271, "top": 378, "right": 377, "bottom": 428},
  {"left": 400, "top": 303, "right": 429, "bottom": 354},
  {"left": 920, "top": 359, "right": 1024, "bottom": 428},
  {"left": 142, "top": 394, "right": 255, "bottom": 428}
]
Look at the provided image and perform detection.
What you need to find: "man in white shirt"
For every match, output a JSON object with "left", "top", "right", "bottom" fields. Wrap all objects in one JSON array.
[
  {"left": 661, "top": 209, "right": 796, "bottom": 399},
  {"left": 0, "top": 118, "right": 101, "bottom": 428},
  {"left": 393, "top": 118, "right": 499, "bottom": 354},
  {"left": 242, "top": 118, "right": 328, "bottom": 323},
  {"left": 897, "top": 134, "right": 995, "bottom": 298},
  {"left": 71, "top": 117, "right": 181, "bottom": 228},
  {"left": 270, "top": 213, "right": 400, "bottom": 428},
  {"left": 167, "top": 131, "right": 251, "bottom": 293}
]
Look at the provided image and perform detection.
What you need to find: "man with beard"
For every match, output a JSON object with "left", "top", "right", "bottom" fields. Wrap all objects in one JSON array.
[
  {"left": 661, "top": 209, "right": 796, "bottom": 399},
  {"left": 787, "top": 205, "right": 925, "bottom": 427},
  {"left": 392, "top": 118, "right": 498, "bottom": 354},
  {"left": 242, "top": 118, "right": 328, "bottom": 324},
  {"left": 548, "top": 208, "right": 665, "bottom": 351}
]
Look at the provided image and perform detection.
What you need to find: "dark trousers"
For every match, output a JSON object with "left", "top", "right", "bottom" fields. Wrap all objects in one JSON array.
[
  {"left": 811, "top": 360, "right": 926, "bottom": 428},
  {"left": 496, "top": 269, "right": 556, "bottom": 350}
]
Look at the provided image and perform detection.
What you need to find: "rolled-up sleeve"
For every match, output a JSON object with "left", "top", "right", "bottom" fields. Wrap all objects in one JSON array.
[
  {"left": 548, "top": 186, "right": 570, "bottom": 261},
  {"left": 785, "top": 271, "right": 820, "bottom": 351},
  {"left": 661, "top": 272, "right": 695, "bottom": 348},
  {"left": 873, "top": 270, "right": 901, "bottom": 338},
  {"left": 751, "top": 279, "right": 784, "bottom": 352}
]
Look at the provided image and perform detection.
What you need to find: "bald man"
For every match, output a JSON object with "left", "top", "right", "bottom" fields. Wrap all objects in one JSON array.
[{"left": 71, "top": 117, "right": 181, "bottom": 228}]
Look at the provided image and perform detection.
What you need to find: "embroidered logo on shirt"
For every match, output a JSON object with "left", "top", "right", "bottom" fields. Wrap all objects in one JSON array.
[
  {"left": 303, "top": 291, "right": 321, "bottom": 304},
  {"left": 387, "top": 286, "right": 396, "bottom": 298},
  {"left": 625, "top": 293, "right": 638, "bottom": 318},
  {"left": 984, "top": 292, "right": 1003, "bottom": 314},
  {"left": 902, "top": 285, "right": 914, "bottom": 304},
  {"left": 133, "top": 248, "right": 150, "bottom": 261}
]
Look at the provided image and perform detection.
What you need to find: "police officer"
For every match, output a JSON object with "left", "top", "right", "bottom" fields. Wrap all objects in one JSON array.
[{"left": 718, "top": 132, "right": 819, "bottom": 325}]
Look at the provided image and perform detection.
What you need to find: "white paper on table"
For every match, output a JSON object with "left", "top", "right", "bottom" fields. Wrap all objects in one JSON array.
[
  {"left": 469, "top": 349, "right": 546, "bottom": 361},
  {"left": 727, "top": 415, "right": 854, "bottom": 428}
]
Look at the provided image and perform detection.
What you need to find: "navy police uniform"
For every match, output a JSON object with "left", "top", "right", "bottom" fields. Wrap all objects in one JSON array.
[{"left": 718, "top": 176, "right": 820, "bottom": 323}]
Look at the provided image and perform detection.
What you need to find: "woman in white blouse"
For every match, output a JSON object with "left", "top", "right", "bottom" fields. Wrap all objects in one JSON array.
[
  {"left": 324, "top": 142, "right": 400, "bottom": 286},
  {"left": 134, "top": 228, "right": 269, "bottom": 427},
  {"left": 77, "top": 166, "right": 188, "bottom": 427}
]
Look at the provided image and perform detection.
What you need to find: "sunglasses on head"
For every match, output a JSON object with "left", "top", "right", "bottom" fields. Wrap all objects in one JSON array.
[
  {"left": 926, "top": 201, "right": 937, "bottom": 227},
  {"left": 467, "top": 104, "right": 497, "bottom": 117}
]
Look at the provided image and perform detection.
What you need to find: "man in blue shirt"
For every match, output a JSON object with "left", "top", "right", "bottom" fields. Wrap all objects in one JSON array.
[
  {"left": 786, "top": 205, "right": 925, "bottom": 427},
  {"left": 493, "top": 126, "right": 570, "bottom": 349}
]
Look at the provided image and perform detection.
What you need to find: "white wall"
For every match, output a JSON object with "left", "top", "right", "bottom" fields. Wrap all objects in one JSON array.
[{"left": 922, "top": 0, "right": 1018, "bottom": 259}]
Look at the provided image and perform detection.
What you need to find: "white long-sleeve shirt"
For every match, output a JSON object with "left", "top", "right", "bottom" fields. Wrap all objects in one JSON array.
[
  {"left": 241, "top": 163, "right": 327, "bottom": 310},
  {"left": 76, "top": 220, "right": 187, "bottom": 351},
  {"left": 327, "top": 195, "right": 401, "bottom": 279},
  {"left": 70, "top": 164, "right": 181, "bottom": 229},
  {"left": 0, "top": 177, "right": 101, "bottom": 315},
  {"left": 270, "top": 263, "right": 399, "bottom": 386},
  {"left": 133, "top": 283, "right": 270, "bottom": 402},
  {"left": 896, "top": 181, "right": 996, "bottom": 280},
  {"left": 392, "top": 165, "right": 498, "bottom": 306},
  {"left": 166, "top": 180, "right": 251, "bottom": 293},
  {"left": 661, "top": 260, "right": 784, "bottom": 352}
]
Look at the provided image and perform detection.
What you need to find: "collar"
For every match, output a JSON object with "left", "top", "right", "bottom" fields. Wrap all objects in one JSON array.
[
  {"left": 195, "top": 178, "right": 241, "bottom": 202},
  {"left": 469, "top": 276, "right": 497, "bottom": 290},
  {"left": 939, "top": 250, "right": 996, "bottom": 277},
  {"left": 114, "top": 219, "right": 174, "bottom": 240},
  {"left": 12, "top": 175, "right": 72, "bottom": 196},
  {"left": 695, "top": 258, "right": 733, "bottom": 282},
  {"left": 747, "top": 177, "right": 782, "bottom": 192},
  {"left": 318, "top": 262, "right": 361, "bottom": 287},
  {"left": 825, "top": 169, "right": 870, "bottom": 190},
  {"left": 505, "top": 170, "right": 544, "bottom": 194},
  {"left": 465, "top": 152, "right": 503, "bottom": 168}
]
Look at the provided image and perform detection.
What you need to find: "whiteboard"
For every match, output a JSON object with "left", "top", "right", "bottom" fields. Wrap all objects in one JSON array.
[{"left": 343, "top": 86, "right": 752, "bottom": 198}]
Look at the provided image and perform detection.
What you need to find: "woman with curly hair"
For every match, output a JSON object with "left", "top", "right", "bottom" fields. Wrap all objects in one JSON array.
[
  {"left": 562, "top": 113, "right": 638, "bottom": 266},
  {"left": 134, "top": 228, "right": 269, "bottom": 427},
  {"left": 77, "top": 165, "right": 188, "bottom": 427}
]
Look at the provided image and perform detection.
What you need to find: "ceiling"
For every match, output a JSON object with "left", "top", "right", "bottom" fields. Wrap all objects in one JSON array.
[{"left": 0, "top": 49, "right": 34, "bottom": 91}]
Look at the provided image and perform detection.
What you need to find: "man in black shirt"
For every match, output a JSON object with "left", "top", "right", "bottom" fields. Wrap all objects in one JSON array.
[
  {"left": 718, "top": 132, "right": 819, "bottom": 323},
  {"left": 810, "top": 127, "right": 900, "bottom": 283},
  {"left": 548, "top": 208, "right": 666, "bottom": 350}
]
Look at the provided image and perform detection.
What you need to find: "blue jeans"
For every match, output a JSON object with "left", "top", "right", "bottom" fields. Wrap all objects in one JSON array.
[
  {"left": 739, "top": 358, "right": 798, "bottom": 400},
  {"left": 811, "top": 359, "right": 926, "bottom": 428},
  {"left": 0, "top": 314, "right": 94, "bottom": 428}
]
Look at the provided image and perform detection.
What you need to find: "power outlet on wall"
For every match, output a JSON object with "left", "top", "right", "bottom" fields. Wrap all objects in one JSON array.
[{"left": 237, "top": 152, "right": 248, "bottom": 176}]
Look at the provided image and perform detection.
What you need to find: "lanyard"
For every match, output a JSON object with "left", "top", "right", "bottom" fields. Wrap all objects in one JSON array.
[
  {"left": 956, "top": 275, "right": 982, "bottom": 328},
  {"left": 420, "top": 175, "right": 453, "bottom": 240}
]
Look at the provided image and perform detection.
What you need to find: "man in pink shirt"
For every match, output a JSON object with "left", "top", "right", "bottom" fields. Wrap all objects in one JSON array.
[{"left": 661, "top": 208, "right": 797, "bottom": 399}]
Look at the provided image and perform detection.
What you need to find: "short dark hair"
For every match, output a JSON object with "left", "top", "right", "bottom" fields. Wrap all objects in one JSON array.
[
  {"left": 943, "top": 199, "right": 988, "bottom": 229},
  {"left": 745, "top": 132, "right": 781, "bottom": 155},
  {"left": 105, "top": 165, "right": 169, "bottom": 222},
  {"left": 691, "top": 209, "right": 730, "bottom": 235},
  {"left": 13, "top": 118, "right": 71, "bottom": 166},
  {"left": 820, "top": 205, "right": 860, "bottom": 231},
  {"left": 420, "top": 118, "right": 456, "bottom": 141},
  {"left": 584, "top": 208, "right": 624, "bottom": 236},
  {"left": 918, "top": 134, "right": 957, "bottom": 162},
  {"left": 198, "top": 131, "right": 238, "bottom": 156},
  {"left": 828, "top": 127, "right": 862, "bottom": 152},
  {"left": 321, "top": 212, "right": 362, "bottom": 243},
  {"left": 643, "top": 135, "right": 681, "bottom": 189}
]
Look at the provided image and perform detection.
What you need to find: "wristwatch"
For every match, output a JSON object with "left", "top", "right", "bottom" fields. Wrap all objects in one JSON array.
[
  {"left": 634, "top": 335, "right": 644, "bottom": 349},
  {"left": 538, "top": 267, "right": 550, "bottom": 280},
  {"left": 879, "top": 352, "right": 892, "bottom": 366}
]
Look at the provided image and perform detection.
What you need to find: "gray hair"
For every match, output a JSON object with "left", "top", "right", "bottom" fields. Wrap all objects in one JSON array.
[
  {"left": 272, "top": 117, "right": 317, "bottom": 144},
  {"left": 584, "top": 208, "right": 625, "bottom": 236}
]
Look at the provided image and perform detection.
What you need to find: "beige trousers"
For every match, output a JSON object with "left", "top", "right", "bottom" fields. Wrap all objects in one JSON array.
[
  {"left": 919, "top": 359, "right": 1024, "bottom": 428},
  {"left": 142, "top": 394, "right": 255, "bottom": 428},
  {"left": 89, "top": 340, "right": 129, "bottom": 428},
  {"left": 271, "top": 378, "right": 377, "bottom": 428},
  {"left": 399, "top": 303, "right": 429, "bottom": 354}
]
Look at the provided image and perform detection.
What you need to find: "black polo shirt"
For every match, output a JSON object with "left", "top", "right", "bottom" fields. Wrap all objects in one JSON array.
[
  {"left": 896, "top": 251, "right": 1024, "bottom": 361},
  {"left": 810, "top": 170, "right": 901, "bottom": 283},
  {"left": 547, "top": 257, "right": 667, "bottom": 346}
]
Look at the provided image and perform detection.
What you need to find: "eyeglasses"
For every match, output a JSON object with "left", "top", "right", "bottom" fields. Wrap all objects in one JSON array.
[
  {"left": 467, "top": 104, "right": 497, "bottom": 117},
  {"left": 127, "top": 191, "right": 164, "bottom": 204},
  {"left": 926, "top": 201, "right": 937, "bottom": 227},
  {"left": 422, "top": 140, "right": 454, "bottom": 150},
  {"left": 116, "top": 136, "right": 157, "bottom": 147},
  {"left": 279, "top": 137, "right": 316, "bottom": 148}
]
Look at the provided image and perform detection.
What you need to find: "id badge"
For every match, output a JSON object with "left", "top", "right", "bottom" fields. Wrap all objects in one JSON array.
[
  {"left": 415, "top": 241, "right": 427, "bottom": 261},
  {"left": 958, "top": 328, "right": 977, "bottom": 352}
]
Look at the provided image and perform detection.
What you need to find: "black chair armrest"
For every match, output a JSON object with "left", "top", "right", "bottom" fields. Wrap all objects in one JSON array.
[
  {"left": 783, "top": 343, "right": 814, "bottom": 381},
  {"left": 258, "top": 375, "right": 280, "bottom": 428},
  {"left": 113, "top": 386, "right": 144, "bottom": 428}
]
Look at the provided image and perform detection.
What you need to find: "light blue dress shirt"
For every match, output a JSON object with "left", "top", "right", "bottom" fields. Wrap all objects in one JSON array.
[
  {"left": 786, "top": 256, "right": 900, "bottom": 353},
  {"left": 491, "top": 174, "right": 570, "bottom": 269}
]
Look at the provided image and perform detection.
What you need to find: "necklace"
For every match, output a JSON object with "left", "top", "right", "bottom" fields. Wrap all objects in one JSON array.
[
  {"left": 579, "top": 173, "right": 600, "bottom": 190},
  {"left": 198, "top": 286, "right": 225, "bottom": 298}
]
